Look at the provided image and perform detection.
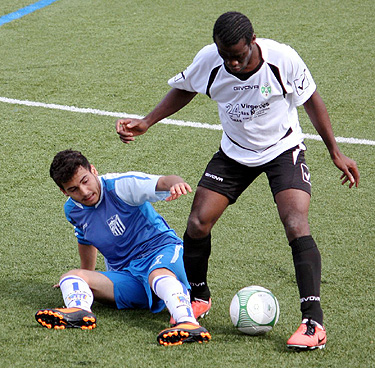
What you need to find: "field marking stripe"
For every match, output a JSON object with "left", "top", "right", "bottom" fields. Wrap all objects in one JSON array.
[
  {"left": 1, "top": 96, "right": 374, "bottom": 146},
  {"left": 0, "top": 0, "right": 59, "bottom": 26}
]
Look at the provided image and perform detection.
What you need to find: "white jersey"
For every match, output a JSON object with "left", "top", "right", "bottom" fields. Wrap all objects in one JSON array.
[{"left": 168, "top": 38, "right": 316, "bottom": 166}]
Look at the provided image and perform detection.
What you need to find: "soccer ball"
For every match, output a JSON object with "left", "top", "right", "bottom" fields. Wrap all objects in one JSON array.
[{"left": 229, "top": 285, "right": 280, "bottom": 335}]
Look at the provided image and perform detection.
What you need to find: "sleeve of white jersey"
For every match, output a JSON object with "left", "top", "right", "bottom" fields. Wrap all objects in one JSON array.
[
  {"left": 168, "top": 44, "right": 220, "bottom": 94},
  {"left": 114, "top": 172, "right": 170, "bottom": 206},
  {"left": 287, "top": 46, "right": 317, "bottom": 106}
]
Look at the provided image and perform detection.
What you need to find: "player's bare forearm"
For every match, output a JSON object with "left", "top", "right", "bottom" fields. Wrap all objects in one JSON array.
[
  {"left": 144, "top": 88, "right": 197, "bottom": 125},
  {"left": 116, "top": 89, "right": 197, "bottom": 143},
  {"left": 304, "top": 91, "right": 340, "bottom": 157},
  {"left": 156, "top": 175, "right": 192, "bottom": 201},
  {"left": 304, "top": 90, "right": 360, "bottom": 188},
  {"left": 78, "top": 243, "right": 97, "bottom": 270},
  {"left": 53, "top": 244, "right": 97, "bottom": 288}
]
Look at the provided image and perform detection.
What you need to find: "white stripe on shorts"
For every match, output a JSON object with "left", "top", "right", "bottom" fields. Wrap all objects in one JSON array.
[{"left": 171, "top": 244, "right": 183, "bottom": 263}]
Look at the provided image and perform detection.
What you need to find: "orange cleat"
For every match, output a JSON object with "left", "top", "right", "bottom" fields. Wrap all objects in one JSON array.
[
  {"left": 35, "top": 307, "right": 96, "bottom": 330},
  {"left": 287, "top": 318, "right": 326, "bottom": 351},
  {"left": 192, "top": 298, "right": 212, "bottom": 319},
  {"left": 170, "top": 298, "right": 212, "bottom": 325},
  {"left": 157, "top": 322, "right": 211, "bottom": 346}
]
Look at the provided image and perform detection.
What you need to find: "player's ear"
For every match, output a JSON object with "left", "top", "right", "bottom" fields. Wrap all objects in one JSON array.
[
  {"left": 60, "top": 187, "right": 69, "bottom": 197},
  {"left": 251, "top": 34, "right": 256, "bottom": 44},
  {"left": 90, "top": 165, "right": 98, "bottom": 176}
]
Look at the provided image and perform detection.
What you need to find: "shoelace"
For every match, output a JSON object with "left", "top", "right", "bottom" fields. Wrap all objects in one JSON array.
[{"left": 305, "top": 319, "right": 316, "bottom": 336}]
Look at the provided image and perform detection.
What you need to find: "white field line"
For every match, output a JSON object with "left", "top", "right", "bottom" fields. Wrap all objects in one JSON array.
[{"left": 1, "top": 96, "right": 374, "bottom": 146}]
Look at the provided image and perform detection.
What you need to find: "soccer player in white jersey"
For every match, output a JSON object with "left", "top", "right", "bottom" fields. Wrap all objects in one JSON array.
[
  {"left": 35, "top": 149, "right": 211, "bottom": 346},
  {"left": 115, "top": 12, "right": 360, "bottom": 350}
]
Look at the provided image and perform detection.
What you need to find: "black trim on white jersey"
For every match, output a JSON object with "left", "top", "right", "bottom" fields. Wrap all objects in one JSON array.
[
  {"left": 206, "top": 60, "right": 265, "bottom": 98},
  {"left": 267, "top": 63, "right": 287, "bottom": 97},
  {"left": 225, "top": 127, "right": 293, "bottom": 153},
  {"left": 206, "top": 65, "right": 221, "bottom": 98},
  {"left": 225, "top": 59, "right": 264, "bottom": 81}
]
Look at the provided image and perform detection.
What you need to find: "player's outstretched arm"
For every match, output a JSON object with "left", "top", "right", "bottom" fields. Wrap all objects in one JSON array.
[
  {"left": 116, "top": 88, "right": 197, "bottom": 143},
  {"left": 156, "top": 175, "right": 192, "bottom": 202},
  {"left": 303, "top": 91, "right": 360, "bottom": 188}
]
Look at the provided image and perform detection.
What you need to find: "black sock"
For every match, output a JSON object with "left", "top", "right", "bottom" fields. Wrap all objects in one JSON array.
[
  {"left": 183, "top": 231, "right": 211, "bottom": 301},
  {"left": 290, "top": 235, "right": 323, "bottom": 325}
]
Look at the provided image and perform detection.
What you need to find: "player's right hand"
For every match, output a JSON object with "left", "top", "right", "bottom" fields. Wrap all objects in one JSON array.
[{"left": 116, "top": 118, "right": 150, "bottom": 143}]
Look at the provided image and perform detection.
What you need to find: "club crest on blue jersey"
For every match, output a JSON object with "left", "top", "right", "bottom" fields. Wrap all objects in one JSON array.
[{"left": 107, "top": 214, "right": 126, "bottom": 236}]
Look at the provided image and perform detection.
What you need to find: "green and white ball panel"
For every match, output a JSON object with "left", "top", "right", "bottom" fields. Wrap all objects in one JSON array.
[{"left": 230, "top": 285, "right": 280, "bottom": 335}]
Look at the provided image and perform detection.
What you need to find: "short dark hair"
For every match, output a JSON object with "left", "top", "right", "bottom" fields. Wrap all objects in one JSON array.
[
  {"left": 213, "top": 12, "right": 254, "bottom": 46},
  {"left": 50, "top": 149, "right": 91, "bottom": 189}
]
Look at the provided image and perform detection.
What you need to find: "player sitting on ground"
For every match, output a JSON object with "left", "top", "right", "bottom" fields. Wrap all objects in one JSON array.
[{"left": 35, "top": 149, "right": 211, "bottom": 346}]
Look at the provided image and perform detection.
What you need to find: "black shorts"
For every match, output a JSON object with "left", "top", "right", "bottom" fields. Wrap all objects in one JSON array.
[{"left": 198, "top": 146, "right": 311, "bottom": 204}]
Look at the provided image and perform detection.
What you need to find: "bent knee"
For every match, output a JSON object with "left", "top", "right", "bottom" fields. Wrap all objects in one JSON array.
[
  {"left": 282, "top": 215, "right": 310, "bottom": 241},
  {"left": 187, "top": 215, "right": 213, "bottom": 238},
  {"left": 60, "top": 269, "right": 89, "bottom": 282}
]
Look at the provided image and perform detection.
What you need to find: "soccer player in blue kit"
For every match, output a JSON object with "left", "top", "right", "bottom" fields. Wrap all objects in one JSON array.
[
  {"left": 115, "top": 12, "right": 360, "bottom": 350},
  {"left": 35, "top": 149, "right": 211, "bottom": 346}
]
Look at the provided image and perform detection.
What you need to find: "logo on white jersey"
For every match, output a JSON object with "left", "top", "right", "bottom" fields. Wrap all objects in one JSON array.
[
  {"left": 107, "top": 214, "right": 126, "bottom": 236},
  {"left": 173, "top": 72, "right": 185, "bottom": 82},
  {"left": 294, "top": 69, "right": 310, "bottom": 96},
  {"left": 261, "top": 82, "right": 271, "bottom": 97},
  {"left": 233, "top": 84, "right": 259, "bottom": 91},
  {"left": 226, "top": 102, "right": 270, "bottom": 122}
]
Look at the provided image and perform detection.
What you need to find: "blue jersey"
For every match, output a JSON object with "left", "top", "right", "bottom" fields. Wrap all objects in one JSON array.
[{"left": 64, "top": 172, "right": 182, "bottom": 271}]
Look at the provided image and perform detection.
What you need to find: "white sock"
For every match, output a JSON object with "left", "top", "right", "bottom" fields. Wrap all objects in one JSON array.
[
  {"left": 152, "top": 275, "right": 197, "bottom": 324},
  {"left": 59, "top": 276, "right": 94, "bottom": 312}
]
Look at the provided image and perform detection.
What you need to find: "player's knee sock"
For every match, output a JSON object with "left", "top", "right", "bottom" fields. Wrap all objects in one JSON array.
[
  {"left": 152, "top": 275, "right": 197, "bottom": 324},
  {"left": 59, "top": 275, "right": 94, "bottom": 312},
  {"left": 290, "top": 235, "right": 323, "bottom": 325},
  {"left": 183, "top": 231, "right": 211, "bottom": 301}
]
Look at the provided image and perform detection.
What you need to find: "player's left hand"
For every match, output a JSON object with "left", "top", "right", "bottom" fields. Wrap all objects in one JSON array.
[
  {"left": 332, "top": 153, "right": 360, "bottom": 188},
  {"left": 165, "top": 182, "right": 192, "bottom": 201}
]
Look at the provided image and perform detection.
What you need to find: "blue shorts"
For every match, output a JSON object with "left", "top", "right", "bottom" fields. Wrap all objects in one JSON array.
[{"left": 99, "top": 244, "right": 189, "bottom": 313}]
